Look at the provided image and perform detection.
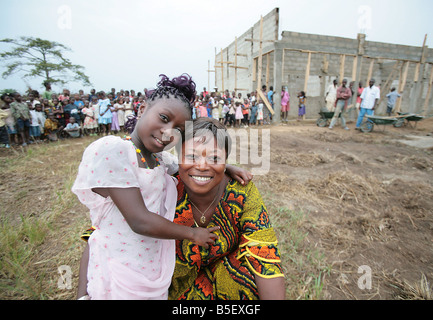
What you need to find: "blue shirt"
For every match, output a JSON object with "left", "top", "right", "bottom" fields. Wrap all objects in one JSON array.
[{"left": 386, "top": 91, "right": 401, "bottom": 106}]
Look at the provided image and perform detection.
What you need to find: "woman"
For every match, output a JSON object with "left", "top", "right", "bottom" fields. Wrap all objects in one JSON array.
[
  {"left": 170, "top": 118, "right": 285, "bottom": 300},
  {"left": 77, "top": 118, "right": 285, "bottom": 300}
]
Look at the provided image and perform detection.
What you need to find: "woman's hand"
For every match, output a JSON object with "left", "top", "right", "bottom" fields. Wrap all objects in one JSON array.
[
  {"left": 191, "top": 226, "right": 220, "bottom": 249},
  {"left": 225, "top": 165, "right": 253, "bottom": 186}
]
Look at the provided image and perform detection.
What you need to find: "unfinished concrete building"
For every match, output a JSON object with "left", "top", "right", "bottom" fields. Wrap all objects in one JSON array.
[{"left": 214, "top": 8, "right": 433, "bottom": 122}]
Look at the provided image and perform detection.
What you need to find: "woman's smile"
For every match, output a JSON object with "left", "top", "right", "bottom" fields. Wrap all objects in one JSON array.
[{"left": 189, "top": 174, "right": 214, "bottom": 185}]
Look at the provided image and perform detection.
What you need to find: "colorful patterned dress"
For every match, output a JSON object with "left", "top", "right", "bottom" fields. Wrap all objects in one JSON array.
[{"left": 169, "top": 177, "right": 284, "bottom": 300}]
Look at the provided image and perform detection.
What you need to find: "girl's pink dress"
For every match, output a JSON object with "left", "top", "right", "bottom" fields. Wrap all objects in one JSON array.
[{"left": 72, "top": 136, "right": 178, "bottom": 300}]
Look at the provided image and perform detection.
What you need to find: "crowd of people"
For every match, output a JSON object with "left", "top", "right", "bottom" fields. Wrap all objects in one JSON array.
[
  {"left": 0, "top": 82, "right": 292, "bottom": 148},
  {"left": 1, "top": 77, "right": 395, "bottom": 149}
]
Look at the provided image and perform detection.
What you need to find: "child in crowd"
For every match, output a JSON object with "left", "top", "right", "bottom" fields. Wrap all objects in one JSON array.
[
  {"left": 1, "top": 93, "right": 15, "bottom": 147},
  {"left": 256, "top": 99, "right": 264, "bottom": 125},
  {"left": 73, "top": 74, "right": 221, "bottom": 300},
  {"left": 64, "top": 116, "right": 81, "bottom": 138},
  {"left": 110, "top": 100, "right": 120, "bottom": 133},
  {"left": 123, "top": 97, "right": 134, "bottom": 125},
  {"left": 298, "top": 91, "right": 306, "bottom": 121},
  {"left": 10, "top": 92, "right": 31, "bottom": 146},
  {"left": 82, "top": 101, "right": 98, "bottom": 136},
  {"left": 29, "top": 103, "right": 46, "bottom": 142},
  {"left": 97, "top": 91, "right": 112, "bottom": 135},
  {"left": 115, "top": 98, "right": 125, "bottom": 132},
  {"left": 44, "top": 112, "right": 62, "bottom": 141},
  {"left": 249, "top": 100, "right": 257, "bottom": 126},
  {"left": 235, "top": 101, "right": 243, "bottom": 128},
  {"left": 242, "top": 98, "right": 249, "bottom": 128},
  {"left": 0, "top": 95, "right": 11, "bottom": 148}
]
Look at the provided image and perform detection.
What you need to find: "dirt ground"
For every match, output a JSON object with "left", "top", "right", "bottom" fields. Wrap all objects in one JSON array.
[
  {"left": 248, "top": 115, "right": 433, "bottom": 299},
  {"left": 1, "top": 115, "right": 432, "bottom": 300}
]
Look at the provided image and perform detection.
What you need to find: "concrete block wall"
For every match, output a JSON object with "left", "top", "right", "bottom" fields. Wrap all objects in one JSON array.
[
  {"left": 215, "top": 8, "right": 279, "bottom": 96},
  {"left": 215, "top": 7, "right": 433, "bottom": 116}
]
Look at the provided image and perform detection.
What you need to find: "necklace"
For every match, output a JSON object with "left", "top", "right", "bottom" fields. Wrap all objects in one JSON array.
[
  {"left": 189, "top": 184, "right": 221, "bottom": 225},
  {"left": 124, "top": 136, "right": 159, "bottom": 167}
]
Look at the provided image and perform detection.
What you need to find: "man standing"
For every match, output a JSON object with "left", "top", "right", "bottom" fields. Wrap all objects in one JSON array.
[
  {"left": 325, "top": 79, "right": 338, "bottom": 112},
  {"left": 355, "top": 79, "right": 380, "bottom": 130},
  {"left": 386, "top": 87, "right": 402, "bottom": 116},
  {"left": 329, "top": 79, "right": 352, "bottom": 130}
]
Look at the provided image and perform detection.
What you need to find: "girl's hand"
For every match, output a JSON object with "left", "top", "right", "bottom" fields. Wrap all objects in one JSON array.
[
  {"left": 225, "top": 165, "right": 253, "bottom": 186},
  {"left": 191, "top": 226, "right": 220, "bottom": 249}
]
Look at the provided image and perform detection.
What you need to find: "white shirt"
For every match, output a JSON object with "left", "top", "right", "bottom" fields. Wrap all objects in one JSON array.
[{"left": 360, "top": 85, "right": 380, "bottom": 109}]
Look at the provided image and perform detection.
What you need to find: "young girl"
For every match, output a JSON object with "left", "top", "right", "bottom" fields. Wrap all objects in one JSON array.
[
  {"left": 298, "top": 91, "right": 306, "bottom": 121},
  {"left": 97, "top": 91, "right": 112, "bottom": 135},
  {"left": 256, "top": 99, "right": 264, "bottom": 125},
  {"left": 82, "top": 101, "right": 98, "bottom": 136},
  {"left": 235, "top": 102, "right": 243, "bottom": 127},
  {"left": 72, "top": 74, "right": 221, "bottom": 300}
]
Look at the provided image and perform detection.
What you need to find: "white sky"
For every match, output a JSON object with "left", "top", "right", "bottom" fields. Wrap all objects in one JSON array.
[{"left": 1, "top": 0, "right": 432, "bottom": 94}]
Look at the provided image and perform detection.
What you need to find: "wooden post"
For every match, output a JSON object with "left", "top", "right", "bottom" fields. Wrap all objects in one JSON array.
[
  {"left": 339, "top": 54, "right": 346, "bottom": 83},
  {"left": 395, "top": 61, "right": 410, "bottom": 113},
  {"left": 214, "top": 48, "right": 232, "bottom": 93},
  {"left": 377, "top": 61, "right": 400, "bottom": 112},
  {"left": 304, "top": 51, "right": 311, "bottom": 93},
  {"left": 229, "top": 36, "right": 249, "bottom": 93},
  {"left": 257, "top": 16, "right": 264, "bottom": 91},
  {"left": 266, "top": 53, "right": 270, "bottom": 89},
  {"left": 352, "top": 56, "right": 358, "bottom": 80},
  {"left": 244, "top": 15, "right": 275, "bottom": 114},
  {"left": 207, "top": 60, "right": 215, "bottom": 93},
  {"left": 423, "top": 64, "right": 433, "bottom": 115},
  {"left": 366, "top": 59, "right": 374, "bottom": 84}
]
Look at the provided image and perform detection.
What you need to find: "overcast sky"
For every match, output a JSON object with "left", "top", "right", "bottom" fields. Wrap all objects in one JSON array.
[{"left": 1, "top": 0, "right": 432, "bottom": 94}]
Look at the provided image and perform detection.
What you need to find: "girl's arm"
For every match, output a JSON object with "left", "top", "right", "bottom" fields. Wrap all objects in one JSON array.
[
  {"left": 77, "top": 243, "right": 89, "bottom": 299},
  {"left": 225, "top": 165, "right": 253, "bottom": 186},
  {"left": 92, "top": 187, "right": 219, "bottom": 248},
  {"left": 255, "top": 276, "right": 286, "bottom": 300}
]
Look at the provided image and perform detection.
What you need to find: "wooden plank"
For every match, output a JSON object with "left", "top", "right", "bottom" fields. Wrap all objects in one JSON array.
[
  {"left": 257, "top": 89, "right": 275, "bottom": 115},
  {"left": 352, "top": 55, "right": 358, "bottom": 80},
  {"left": 395, "top": 61, "right": 410, "bottom": 113},
  {"left": 423, "top": 64, "right": 433, "bottom": 115},
  {"left": 339, "top": 54, "right": 346, "bottom": 83},
  {"left": 366, "top": 59, "right": 374, "bottom": 84},
  {"left": 257, "top": 16, "right": 264, "bottom": 90},
  {"left": 266, "top": 53, "right": 270, "bottom": 89},
  {"left": 303, "top": 52, "right": 311, "bottom": 93}
]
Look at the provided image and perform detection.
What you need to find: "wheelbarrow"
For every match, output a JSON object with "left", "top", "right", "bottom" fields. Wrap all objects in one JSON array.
[
  {"left": 395, "top": 112, "right": 425, "bottom": 128},
  {"left": 316, "top": 111, "right": 340, "bottom": 127},
  {"left": 360, "top": 115, "right": 398, "bottom": 132}
]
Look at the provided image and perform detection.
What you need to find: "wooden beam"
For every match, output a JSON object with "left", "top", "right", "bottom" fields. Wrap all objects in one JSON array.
[
  {"left": 257, "top": 89, "right": 275, "bottom": 115},
  {"left": 304, "top": 52, "right": 311, "bottom": 93},
  {"left": 395, "top": 61, "right": 410, "bottom": 113},
  {"left": 207, "top": 60, "right": 215, "bottom": 93},
  {"left": 352, "top": 55, "right": 358, "bottom": 80},
  {"left": 266, "top": 53, "right": 270, "bottom": 89},
  {"left": 339, "top": 54, "right": 346, "bottom": 83},
  {"left": 366, "top": 59, "right": 374, "bottom": 84},
  {"left": 423, "top": 64, "right": 433, "bottom": 115}
]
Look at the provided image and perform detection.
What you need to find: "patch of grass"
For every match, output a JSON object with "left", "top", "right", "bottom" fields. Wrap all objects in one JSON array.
[{"left": 268, "top": 205, "right": 331, "bottom": 300}]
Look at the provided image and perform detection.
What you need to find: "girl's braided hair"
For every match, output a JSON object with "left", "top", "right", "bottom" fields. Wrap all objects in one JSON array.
[
  {"left": 148, "top": 73, "right": 196, "bottom": 108},
  {"left": 124, "top": 73, "right": 196, "bottom": 134}
]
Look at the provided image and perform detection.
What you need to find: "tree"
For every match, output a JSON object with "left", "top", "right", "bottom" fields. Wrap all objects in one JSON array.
[{"left": 0, "top": 36, "right": 91, "bottom": 87}]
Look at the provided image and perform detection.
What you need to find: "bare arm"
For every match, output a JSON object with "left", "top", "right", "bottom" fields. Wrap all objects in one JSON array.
[
  {"left": 92, "top": 187, "right": 218, "bottom": 247},
  {"left": 77, "top": 243, "right": 89, "bottom": 299}
]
